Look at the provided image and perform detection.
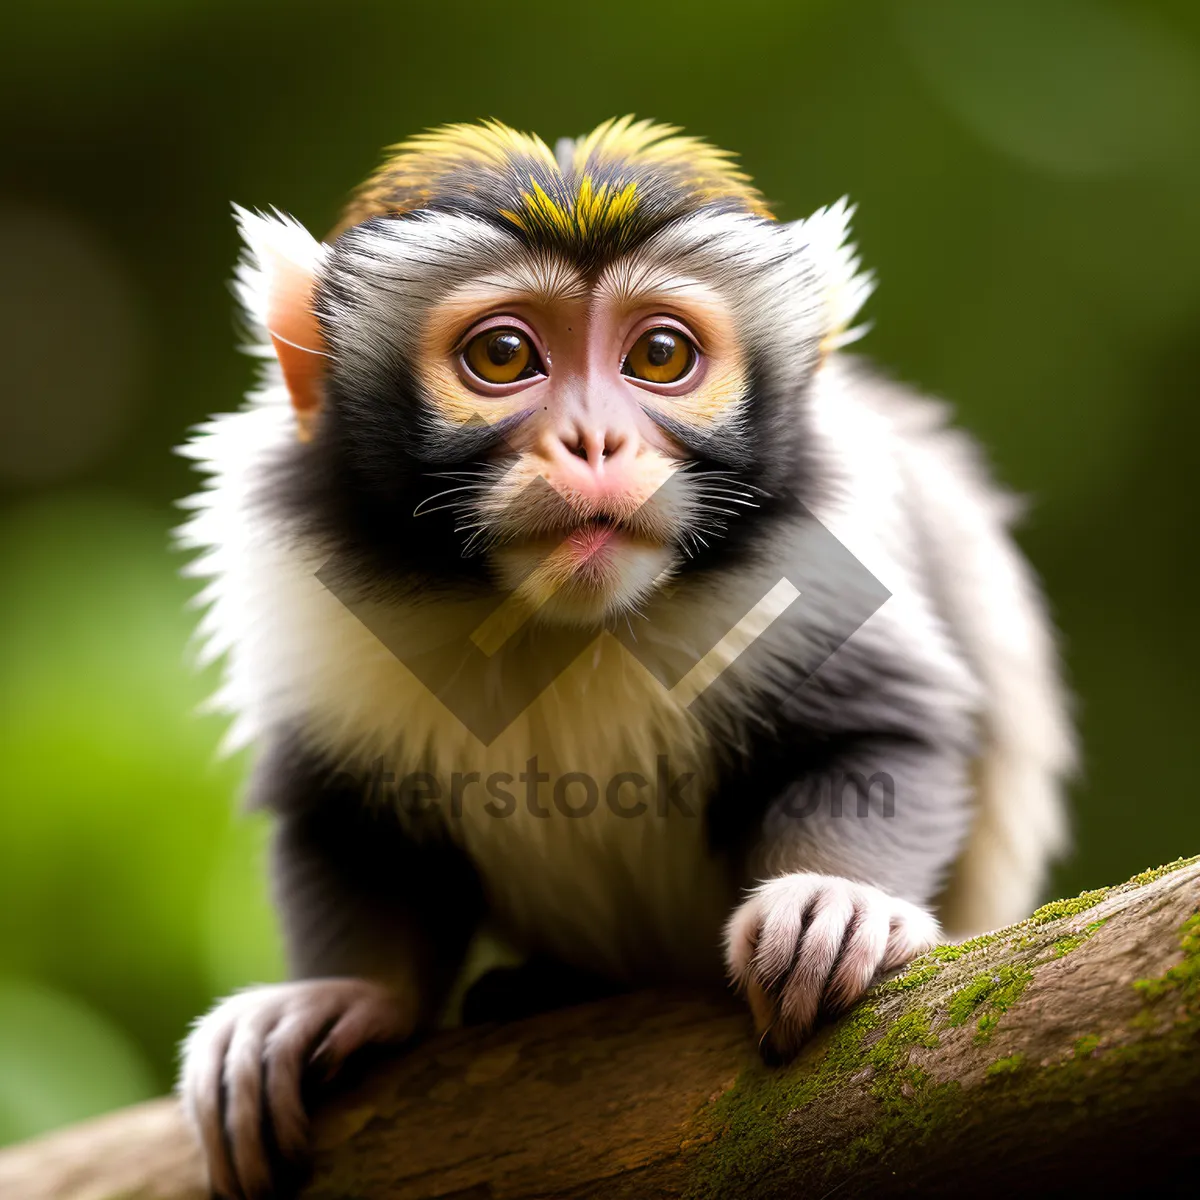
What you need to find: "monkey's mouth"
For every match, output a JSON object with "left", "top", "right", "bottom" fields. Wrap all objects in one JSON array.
[
  {"left": 569, "top": 513, "right": 625, "bottom": 536},
  {"left": 558, "top": 509, "right": 672, "bottom": 558},
  {"left": 562, "top": 516, "right": 625, "bottom": 563},
  {"left": 482, "top": 487, "right": 682, "bottom": 620},
  {"left": 489, "top": 509, "right": 678, "bottom": 623},
  {"left": 509, "top": 510, "right": 653, "bottom": 557},
  {"left": 498, "top": 511, "right": 662, "bottom": 575}
]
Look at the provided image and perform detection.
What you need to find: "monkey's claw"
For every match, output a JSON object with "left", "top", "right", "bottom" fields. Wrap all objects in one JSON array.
[
  {"left": 724, "top": 872, "right": 939, "bottom": 1062},
  {"left": 179, "top": 978, "right": 414, "bottom": 1199}
]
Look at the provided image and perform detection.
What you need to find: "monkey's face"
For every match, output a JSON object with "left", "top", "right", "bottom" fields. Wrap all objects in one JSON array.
[
  {"left": 255, "top": 121, "right": 871, "bottom": 627},
  {"left": 410, "top": 266, "right": 753, "bottom": 625}
]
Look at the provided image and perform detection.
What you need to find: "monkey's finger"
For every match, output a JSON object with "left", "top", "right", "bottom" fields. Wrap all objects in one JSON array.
[
  {"left": 725, "top": 876, "right": 820, "bottom": 1053},
  {"left": 263, "top": 1004, "right": 340, "bottom": 1161},
  {"left": 771, "top": 885, "right": 856, "bottom": 1052},
  {"left": 748, "top": 883, "right": 819, "bottom": 996},
  {"left": 223, "top": 1003, "right": 283, "bottom": 1200},
  {"left": 181, "top": 1011, "right": 241, "bottom": 1200},
  {"left": 308, "top": 990, "right": 408, "bottom": 1083},
  {"left": 881, "top": 903, "right": 940, "bottom": 973},
  {"left": 825, "top": 899, "right": 890, "bottom": 1013},
  {"left": 723, "top": 897, "right": 762, "bottom": 991}
]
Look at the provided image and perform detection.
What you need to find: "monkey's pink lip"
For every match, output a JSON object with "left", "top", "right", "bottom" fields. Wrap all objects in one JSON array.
[
  {"left": 507, "top": 519, "right": 662, "bottom": 573},
  {"left": 514, "top": 519, "right": 655, "bottom": 575},
  {"left": 564, "top": 520, "right": 622, "bottom": 559}
]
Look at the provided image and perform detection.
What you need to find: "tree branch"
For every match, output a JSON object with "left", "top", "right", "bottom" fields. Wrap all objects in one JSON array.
[{"left": 2, "top": 858, "right": 1197, "bottom": 1199}]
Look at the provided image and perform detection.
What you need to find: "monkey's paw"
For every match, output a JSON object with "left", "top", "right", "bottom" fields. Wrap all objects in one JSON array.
[
  {"left": 179, "top": 978, "right": 415, "bottom": 1200},
  {"left": 724, "top": 873, "right": 939, "bottom": 1062}
]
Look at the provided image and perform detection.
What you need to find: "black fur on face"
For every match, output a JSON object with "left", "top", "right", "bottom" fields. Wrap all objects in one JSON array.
[{"left": 259, "top": 202, "right": 835, "bottom": 613}]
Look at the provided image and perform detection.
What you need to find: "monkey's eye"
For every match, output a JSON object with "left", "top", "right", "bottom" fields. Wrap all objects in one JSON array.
[
  {"left": 463, "top": 328, "right": 543, "bottom": 385},
  {"left": 622, "top": 327, "right": 697, "bottom": 384}
]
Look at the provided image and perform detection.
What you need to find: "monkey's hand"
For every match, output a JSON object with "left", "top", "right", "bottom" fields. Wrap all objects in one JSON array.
[
  {"left": 725, "top": 873, "right": 939, "bottom": 1062},
  {"left": 179, "top": 978, "right": 416, "bottom": 1200}
]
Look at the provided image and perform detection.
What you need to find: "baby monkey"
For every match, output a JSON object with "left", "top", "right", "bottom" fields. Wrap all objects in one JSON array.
[{"left": 178, "top": 118, "right": 1073, "bottom": 1198}]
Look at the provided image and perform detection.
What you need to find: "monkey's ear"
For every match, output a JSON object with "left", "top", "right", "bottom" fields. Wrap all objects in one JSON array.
[
  {"left": 233, "top": 206, "right": 330, "bottom": 441},
  {"left": 787, "top": 197, "right": 876, "bottom": 353}
]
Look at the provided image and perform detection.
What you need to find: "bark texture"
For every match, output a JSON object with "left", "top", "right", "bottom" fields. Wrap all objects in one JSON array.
[{"left": 1, "top": 857, "right": 1197, "bottom": 1200}]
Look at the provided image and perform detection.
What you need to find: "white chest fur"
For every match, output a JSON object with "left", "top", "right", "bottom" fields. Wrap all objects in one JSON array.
[
  {"left": 289, "top": 590, "right": 736, "bottom": 980},
  {"left": 333, "top": 600, "right": 740, "bottom": 977}
]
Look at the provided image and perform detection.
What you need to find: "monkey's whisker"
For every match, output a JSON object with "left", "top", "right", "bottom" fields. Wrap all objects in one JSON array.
[
  {"left": 692, "top": 491, "right": 760, "bottom": 507},
  {"left": 413, "top": 486, "right": 486, "bottom": 518},
  {"left": 415, "top": 501, "right": 474, "bottom": 519},
  {"left": 695, "top": 472, "right": 770, "bottom": 497}
]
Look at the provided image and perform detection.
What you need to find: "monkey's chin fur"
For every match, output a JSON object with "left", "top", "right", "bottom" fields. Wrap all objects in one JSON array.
[{"left": 491, "top": 534, "right": 677, "bottom": 628}]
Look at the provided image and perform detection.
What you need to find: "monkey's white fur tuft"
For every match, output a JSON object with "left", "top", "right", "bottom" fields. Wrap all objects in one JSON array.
[
  {"left": 230, "top": 205, "right": 329, "bottom": 351},
  {"left": 787, "top": 197, "right": 876, "bottom": 350}
]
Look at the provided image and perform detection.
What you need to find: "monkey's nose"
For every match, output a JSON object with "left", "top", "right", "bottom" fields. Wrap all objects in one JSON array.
[{"left": 550, "top": 424, "right": 635, "bottom": 475}]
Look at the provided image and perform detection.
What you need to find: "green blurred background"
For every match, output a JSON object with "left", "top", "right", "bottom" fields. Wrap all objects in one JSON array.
[{"left": 2, "top": 0, "right": 1198, "bottom": 1147}]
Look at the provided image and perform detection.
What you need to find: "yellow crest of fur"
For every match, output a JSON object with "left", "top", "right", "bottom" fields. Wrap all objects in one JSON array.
[
  {"left": 569, "top": 115, "right": 769, "bottom": 216},
  {"left": 336, "top": 116, "right": 772, "bottom": 236},
  {"left": 498, "top": 174, "right": 643, "bottom": 240}
]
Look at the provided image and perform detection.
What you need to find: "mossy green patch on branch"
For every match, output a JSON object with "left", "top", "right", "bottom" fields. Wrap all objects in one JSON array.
[
  {"left": 833, "top": 1036, "right": 965, "bottom": 1174},
  {"left": 1126, "top": 855, "right": 1200, "bottom": 888},
  {"left": 686, "top": 1000, "right": 960, "bottom": 1198},
  {"left": 946, "top": 963, "right": 1033, "bottom": 1032},
  {"left": 835, "top": 1076, "right": 965, "bottom": 1174},
  {"left": 1031, "top": 888, "right": 1108, "bottom": 925},
  {"left": 1029, "top": 856, "right": 1197, "bottom": 930},
  {"left": 867, "top": 1009, "right": 939, "bottom": 1073},
  {"left": 807, "top": 1007, "right": 964, "bottom": 1176},
  {"left": 985, "top": 1052, "right": 1026, "bottom": 1078},
  {"left": 1052, "top": 918, "right": 1108, "bottom": 958},
  {"left": 927, "top": 930, "right": 1003, "bottom": 964},
  {"left": 684, "top": 1004, "right": 883, "bottom": 1198},
  {"left": 976, "top": 1013, "right": 1000, "bottom": 1039},
  {"left": 1133, "top": 912, "right": 1200, "bottom": 1007},
  {"left": 876, "top": 961, "right": 941, "bottom": 994},
  {"left": 812, "top": 1002, "right": 882, "bottom": 1087}
]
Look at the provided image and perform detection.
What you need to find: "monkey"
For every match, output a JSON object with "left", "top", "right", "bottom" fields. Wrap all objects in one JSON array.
[{"left": 176, "top": 117, "right": 1074, "bottom": 1198}]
